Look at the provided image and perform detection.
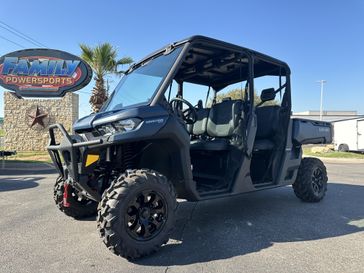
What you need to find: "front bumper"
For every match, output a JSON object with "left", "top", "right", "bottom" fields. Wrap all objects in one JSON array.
[{"left": 47, "top": 123, "right": 103, "bottom": 201}]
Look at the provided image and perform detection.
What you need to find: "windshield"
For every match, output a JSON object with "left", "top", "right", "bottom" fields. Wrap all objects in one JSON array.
[{"left": 103, "top": 46, "right": 183, "bottom": 111}]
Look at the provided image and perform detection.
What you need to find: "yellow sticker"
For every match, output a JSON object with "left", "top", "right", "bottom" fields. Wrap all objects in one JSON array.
[{"left": 85, "top": 154, "right": 99, "bottom": 167}]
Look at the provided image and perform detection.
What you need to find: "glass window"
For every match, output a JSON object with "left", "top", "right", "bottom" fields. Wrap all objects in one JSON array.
[
  {"left": 103, "top": 46, "right": 182, "bottom": 111},
  {"left": 216, "top": 81, "right": 248, "bottom": 103},
  {"left": 167, "top": 81, "right": 213, "bottom": 108},
  {"left": 254, "top": 75, "right": 286, "bottom": 106},
  {"left": 183, "top": 82, "right": 212, "bottom": 108}
]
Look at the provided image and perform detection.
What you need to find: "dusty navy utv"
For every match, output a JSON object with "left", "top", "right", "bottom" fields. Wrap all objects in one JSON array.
[{"left": 48, "top": 36, "right": 332, "bottom": 259}]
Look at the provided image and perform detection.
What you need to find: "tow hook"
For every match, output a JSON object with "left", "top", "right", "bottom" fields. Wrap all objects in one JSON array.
[{"left": 63, "top": 182, "right": 71, "bottom": 207}]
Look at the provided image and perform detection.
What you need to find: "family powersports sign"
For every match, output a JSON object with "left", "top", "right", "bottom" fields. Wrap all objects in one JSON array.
[{"left": 0, "top": 49, "right": 92, "bottom": 97}]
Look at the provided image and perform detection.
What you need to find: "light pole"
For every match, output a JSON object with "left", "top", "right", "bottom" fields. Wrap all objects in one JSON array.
[{"left": 316, "top": 80, "right": 326, "bottom": 121}]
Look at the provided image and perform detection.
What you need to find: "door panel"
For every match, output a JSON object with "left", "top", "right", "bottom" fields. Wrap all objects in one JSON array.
[{"left": 357, "top": 120, "right": 364, "bottom": 150}]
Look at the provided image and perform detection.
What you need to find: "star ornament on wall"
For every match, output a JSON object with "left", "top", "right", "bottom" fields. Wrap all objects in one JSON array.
[{"left": 27, "top": 106, "right": 48, "bottom": 128}]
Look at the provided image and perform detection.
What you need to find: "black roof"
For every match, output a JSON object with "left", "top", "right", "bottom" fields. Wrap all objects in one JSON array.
[
  {"left": 136, "top": 35, "right": 291, "bottom": 91},
  {"left": 184, "top": 35, "right": 290, "bottom": 69}
]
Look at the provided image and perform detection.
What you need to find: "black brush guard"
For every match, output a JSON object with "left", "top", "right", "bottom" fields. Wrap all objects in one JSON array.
[{"left": 47, "top": 124, "right": 103, "bottom": 201}]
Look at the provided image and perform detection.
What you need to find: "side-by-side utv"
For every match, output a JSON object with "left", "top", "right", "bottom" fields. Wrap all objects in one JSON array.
[{"left": 48, "top": 36, "right": 332, "bottom": 259}]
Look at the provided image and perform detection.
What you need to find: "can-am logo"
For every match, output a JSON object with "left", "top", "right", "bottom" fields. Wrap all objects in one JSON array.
[{"left": 0, "top": 49, "right": 92, "bottom": 97}]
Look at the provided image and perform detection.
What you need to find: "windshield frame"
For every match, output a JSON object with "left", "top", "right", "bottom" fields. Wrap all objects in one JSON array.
[{"left": 101, "top": 42, "right": 189, "bottom": 112}]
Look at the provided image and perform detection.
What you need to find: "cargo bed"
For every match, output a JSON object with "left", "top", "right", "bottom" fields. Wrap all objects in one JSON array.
[{"left": 292, "top": 118, "right": 332, "bottom": 145}]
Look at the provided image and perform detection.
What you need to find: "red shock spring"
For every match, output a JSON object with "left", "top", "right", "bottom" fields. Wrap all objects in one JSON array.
[{"left": 63, "top": 182, "right": 71, "bottom": 208}]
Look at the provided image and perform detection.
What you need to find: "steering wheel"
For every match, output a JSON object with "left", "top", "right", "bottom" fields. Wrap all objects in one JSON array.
[{"left": 169, "top": 97, "right": 197, "bottom": 125}]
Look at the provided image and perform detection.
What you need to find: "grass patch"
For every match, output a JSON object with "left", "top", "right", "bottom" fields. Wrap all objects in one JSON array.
[
  {"left": 0, "top": 129, "right": 4, "bottom": 137},
  {"left": 3, "top": 151, "right": 52, "bottom": 163},
  {"left": 303, "top": 147, "right": 364, "bottom": 159}
]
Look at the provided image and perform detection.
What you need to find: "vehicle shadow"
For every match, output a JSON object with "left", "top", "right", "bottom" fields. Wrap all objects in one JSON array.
[
  {"left": 0, "top": 177, "right": 39, "bottom": 192},
  {"left": 78, "top": 215, "right": 97, "bottom": 222},
  {"left": 136, "top": 182, "right": 364, "bottom": 266}
]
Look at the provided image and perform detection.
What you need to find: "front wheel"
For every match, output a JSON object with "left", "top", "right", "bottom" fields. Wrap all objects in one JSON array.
[
  {"left": 292, "top": 157, "right": 328, "bottom": 202},
  {"left": 97, "top": 169, "right": 177, "bottom": 259},
  {"left": 53, "top": 176, "right": 98, "bottom": 219}
]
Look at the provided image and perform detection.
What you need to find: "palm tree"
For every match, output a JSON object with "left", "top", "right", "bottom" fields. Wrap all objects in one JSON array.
[{"left": 80, "top": 43, "right": 133, "bottom": 113}]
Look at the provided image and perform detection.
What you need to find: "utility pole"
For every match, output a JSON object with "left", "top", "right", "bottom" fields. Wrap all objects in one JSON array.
[{"left": 316, "top": 80, "right": 327, "bottom": 121}]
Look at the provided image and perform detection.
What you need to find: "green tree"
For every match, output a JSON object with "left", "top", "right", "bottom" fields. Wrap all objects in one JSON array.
[
  {"left": 216, "top": 88, "right": 278, "bottom": 106},
  {"left": 80, "top": 43, "right": 133, "bottom": 113}
]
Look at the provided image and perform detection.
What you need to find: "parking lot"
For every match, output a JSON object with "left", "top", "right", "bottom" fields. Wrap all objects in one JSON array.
[{"left": 0, "top": 159, "right": 363, "bottom": 273}]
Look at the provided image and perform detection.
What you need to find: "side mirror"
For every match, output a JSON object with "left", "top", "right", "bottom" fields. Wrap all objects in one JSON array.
[{"left": 260, "top": 88, "right": 276, "bottom": 102}]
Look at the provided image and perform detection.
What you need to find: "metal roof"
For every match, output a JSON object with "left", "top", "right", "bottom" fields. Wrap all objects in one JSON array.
[
  {"left": 176, "top": 36, "right": 290, "bottom": 90},
  {"left": 132, "top": 35, "right": 291, "bottom": 91}
]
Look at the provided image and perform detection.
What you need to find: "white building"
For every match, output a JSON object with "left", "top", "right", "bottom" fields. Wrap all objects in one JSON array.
[{"left": 292, "top": 110, "right": 363, "bottom": 122}]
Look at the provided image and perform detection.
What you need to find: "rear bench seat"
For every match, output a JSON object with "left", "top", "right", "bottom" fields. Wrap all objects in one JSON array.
[{"left": 253, "top": 105, "right": 280, "bottom": 151}]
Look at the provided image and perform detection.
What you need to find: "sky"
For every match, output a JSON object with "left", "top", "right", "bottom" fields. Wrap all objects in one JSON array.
[{"left": 0, "top": 0, "right": 363, "bottom": 118}]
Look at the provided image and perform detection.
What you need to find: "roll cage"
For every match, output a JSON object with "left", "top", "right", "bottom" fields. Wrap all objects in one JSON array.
[{"left": 143, "top": 35, "right": 291, "bottom": 112}]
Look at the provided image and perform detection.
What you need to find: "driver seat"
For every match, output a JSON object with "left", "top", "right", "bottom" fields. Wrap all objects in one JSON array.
[{"left": 190, "top": 99, "right": 243, "bottom": 151}]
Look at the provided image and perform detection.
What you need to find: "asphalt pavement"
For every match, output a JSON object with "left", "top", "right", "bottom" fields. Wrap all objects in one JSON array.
[{"left": 0, "top": 159, "right": 363, "bottom": 273}]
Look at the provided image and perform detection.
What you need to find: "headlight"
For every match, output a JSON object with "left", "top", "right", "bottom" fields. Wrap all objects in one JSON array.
[
  {"left": 96, "top": 124, "right": 115, "bottom": 136},
  {"left": 95, "top": 118, "right": 141, "bottom": 136},
  {"left": 113, "top": 119, "right": 139, "bottom": 132}
]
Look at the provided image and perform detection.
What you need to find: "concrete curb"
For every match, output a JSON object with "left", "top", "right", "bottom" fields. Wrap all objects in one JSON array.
[
  {"left": 0, "top": 161, "right": 57, "bottom": 174},
  {"left": 303, "top": 155, "right": 364, "bottom": 164}
]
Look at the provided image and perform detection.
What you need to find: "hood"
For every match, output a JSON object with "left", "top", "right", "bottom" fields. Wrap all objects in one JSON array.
[{"left": 73, "top": 105, "right": 169, "bottom": 132}]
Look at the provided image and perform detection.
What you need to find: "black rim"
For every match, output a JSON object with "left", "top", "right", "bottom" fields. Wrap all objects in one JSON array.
[
  {"left": 125, "top": 190, "right": 167, "bottom": 241},
  {"left": 311, "top": 167, "right": 324, "bottom": 195}
]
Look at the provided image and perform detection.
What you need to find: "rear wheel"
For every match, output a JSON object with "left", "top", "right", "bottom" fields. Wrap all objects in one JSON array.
[
  {"left": 53, "top": 176, "right": 98, "bottom": 219},
  {"left": 338, "top": 144, "right": 349, "bottom": 152},
  {"left": 97, "top": 169, "right": 176, "bottom": 259},
  {"left": 293, "top": 157, "right": 328, "bottom": 202}
]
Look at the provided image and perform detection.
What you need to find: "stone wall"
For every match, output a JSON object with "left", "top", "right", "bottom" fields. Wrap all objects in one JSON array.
[{"left": 4, "top": 92, "right": 79, "bottom": 151}]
